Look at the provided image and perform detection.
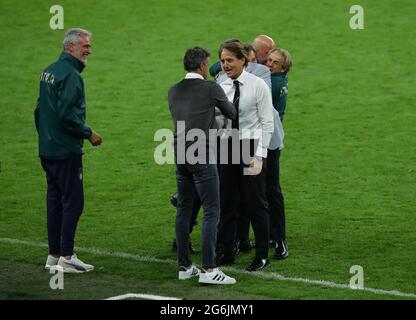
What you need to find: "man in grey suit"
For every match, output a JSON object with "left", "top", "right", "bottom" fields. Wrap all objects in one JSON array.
[{"left": 168, "top": 47, "right": 237, "bottom": 285}]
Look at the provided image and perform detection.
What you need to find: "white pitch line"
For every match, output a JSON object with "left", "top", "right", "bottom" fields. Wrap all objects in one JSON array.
[
  {"left": 105, "top": 293, "right": 181, "bottom": 300},
  {"left": 1, "top": 237, "right": 415, "bottom": 299}
]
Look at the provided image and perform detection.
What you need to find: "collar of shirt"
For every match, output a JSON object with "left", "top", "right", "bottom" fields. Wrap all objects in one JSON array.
[
  {"left": 60, "top": 51, "right": 86, "bottom": 73},
  {"left": 184, "top": 72, "right": 204, "bottom": 80}
]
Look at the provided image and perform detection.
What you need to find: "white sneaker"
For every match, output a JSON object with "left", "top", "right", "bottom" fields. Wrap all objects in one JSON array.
[
  {"left": 45, "top": 255, "right": 59, "bottom": 270},
  {"left": 55, "top": 254, "right": 94, "bottom": 273},
  {"left": 178, "top": 265, "right": 201, "bottom": 280},
  {"left": 198, "top": 268, "right": 236, "bottom": 285}
]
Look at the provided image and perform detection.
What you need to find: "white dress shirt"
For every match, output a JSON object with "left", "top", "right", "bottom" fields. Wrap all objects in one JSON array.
[{"left": 219, "top": 70, "right": 274, "bottom": 158}]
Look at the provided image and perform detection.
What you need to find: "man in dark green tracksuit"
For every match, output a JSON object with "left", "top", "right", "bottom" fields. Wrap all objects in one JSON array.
[
  {"left": 34, "top": 28, "right": 102, "bottom": 273},
  {"left": 266, "top": 48, "right": 292, "bottom": 259},
  {"left": 270, "top": 71, "right": 289, "bottom": 122}
]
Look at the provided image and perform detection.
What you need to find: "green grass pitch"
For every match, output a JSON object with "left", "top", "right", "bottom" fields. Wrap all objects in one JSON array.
[{"left": 0, "top": 0, "right": 415, "bottom": 300}]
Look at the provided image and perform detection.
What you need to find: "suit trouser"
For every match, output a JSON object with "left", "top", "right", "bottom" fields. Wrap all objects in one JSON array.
[
  {"left": 236, "top": 201, "right": 250, "bottom": 243},
  {"left": 218, "top": 162, "right": 269, "bottom": 259},
  {"left": 176, "top": 163, "right": 219, "bottom": 269},
  {"left": 266, "top": 148, "right": 286, "bottom": 242},
  {"left": 40, "top": 154, "right": 84, "bottom": 257}
]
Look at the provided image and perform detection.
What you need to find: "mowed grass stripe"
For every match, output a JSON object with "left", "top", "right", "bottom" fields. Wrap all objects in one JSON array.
[{"left": 1, "top": 237, "right": 415, "bottom": 299}]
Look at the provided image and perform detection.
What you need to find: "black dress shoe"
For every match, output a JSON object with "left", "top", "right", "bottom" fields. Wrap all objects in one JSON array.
[
  {"left": 246, "top": 257, "right": 270, "bottom": 272},
  {"left": 170, "top": 193, "right": 178, "bottom": 207},
  {"left": 274, "top": 240, "right": 289, "bottom": 260},
  {"left": 216, "top": 253, "right": 235, "bottom": 266}
]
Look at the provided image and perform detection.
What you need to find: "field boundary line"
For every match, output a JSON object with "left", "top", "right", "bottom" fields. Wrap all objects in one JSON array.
[
  {"left": 104, "top": 293, "right": 181, "bottom": 300},
  {"left": 1, "top": 237, "right": 415, "bottom": 299}
]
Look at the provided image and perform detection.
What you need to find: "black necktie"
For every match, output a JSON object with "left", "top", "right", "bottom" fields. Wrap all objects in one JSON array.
[{"left": 232, "top": 80, "right": 240, "bottom": 129}]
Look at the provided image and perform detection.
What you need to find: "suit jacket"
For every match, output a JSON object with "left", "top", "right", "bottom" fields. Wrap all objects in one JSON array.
[{"left": 168, "top": 77, "right": 237, "bottom": 164}]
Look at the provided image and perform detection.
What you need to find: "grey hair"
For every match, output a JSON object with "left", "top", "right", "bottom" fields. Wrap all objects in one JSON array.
[
  {"left": 269, "top": 48, "right": 293, "bottom": 72},
  {"left": 63, "top": 28, "right": 92, "bottom": 50}
]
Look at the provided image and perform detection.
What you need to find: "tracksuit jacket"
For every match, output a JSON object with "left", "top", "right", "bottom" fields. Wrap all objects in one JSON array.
[{"left": 35, "top": 52, "right": 92, "bottom": 159}]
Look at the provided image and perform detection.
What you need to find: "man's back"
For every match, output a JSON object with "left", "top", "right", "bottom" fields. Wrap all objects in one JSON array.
[
  {"left": 168, "top": 78, "right": 235, "bottom": 161},
  {"left": 168, "top": 46, "right": 236, "bottom": 164},
  {"left": 169, "top": 79, "right": 218, "bottom": 136}
]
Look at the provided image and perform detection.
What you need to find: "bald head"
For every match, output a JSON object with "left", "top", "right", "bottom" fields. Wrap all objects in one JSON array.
[{"left": 252, "top": 35, "right": 276, "bottom": 65}]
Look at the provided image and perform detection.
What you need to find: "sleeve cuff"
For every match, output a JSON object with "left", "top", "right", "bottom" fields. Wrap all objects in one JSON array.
[
  {"left": 84, "top": 126, "right": 93, "bottom": 139},
  {"left": 255, "top": 147, "right": 267, "bottom": 159}
]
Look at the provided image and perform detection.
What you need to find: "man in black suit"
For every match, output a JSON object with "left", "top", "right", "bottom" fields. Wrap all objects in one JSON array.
[{"left": 168, "top": 47, "right": 237, "bottom": 284}]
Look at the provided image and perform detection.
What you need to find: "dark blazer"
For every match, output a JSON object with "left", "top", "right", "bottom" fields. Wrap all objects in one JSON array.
[{"left": 168, "top": 77, "right": 236, "bottom": 163}]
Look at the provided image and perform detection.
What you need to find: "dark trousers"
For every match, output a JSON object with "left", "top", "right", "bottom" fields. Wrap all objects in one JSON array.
[
  {"left": 266, "top": 148, "right": 286, "bottom": 242},
  {"left": 40, "top": 154, "right": 84, "bottom": 257},
  {"left": 187, "top": 189, "right": 201, "bottom": 234},
  {"left": 236, "top": 201, "right": 250, "bottom": 243},
  {"left": 218, "top": 161, "right": 269, "bottom": 260},
  {"left": 176, "top": 163, "right": 219, "bottom": 269}
]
